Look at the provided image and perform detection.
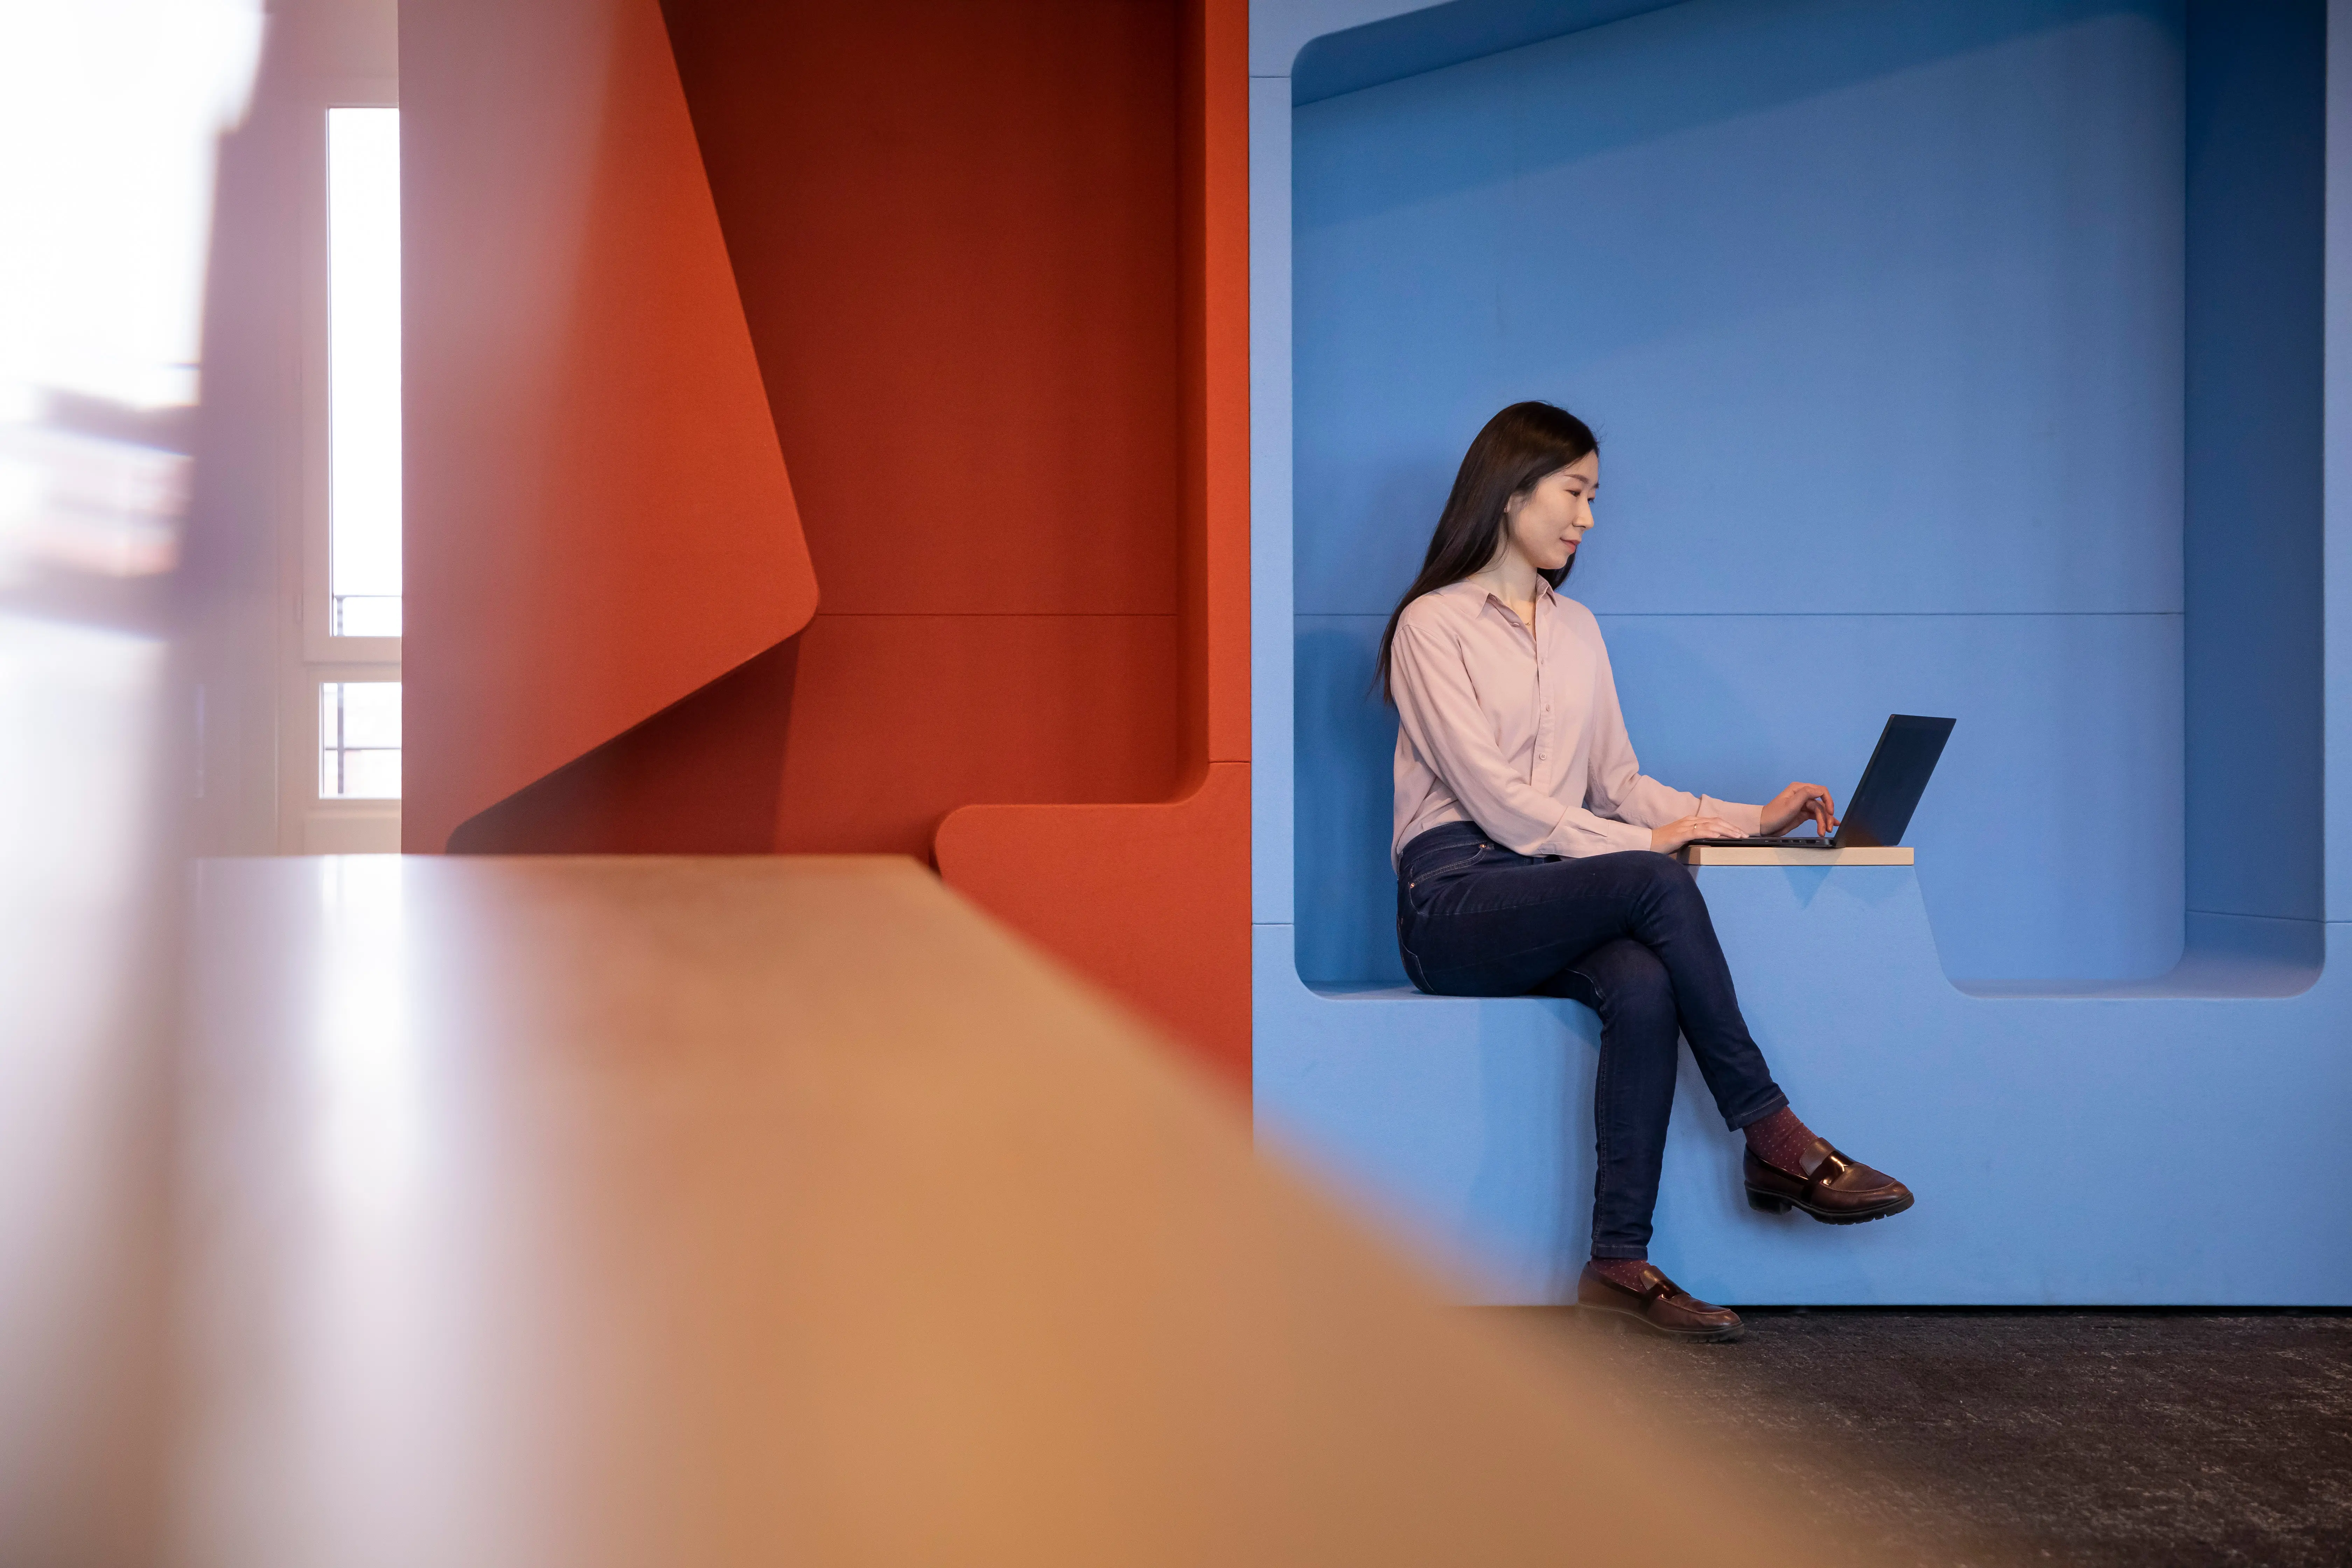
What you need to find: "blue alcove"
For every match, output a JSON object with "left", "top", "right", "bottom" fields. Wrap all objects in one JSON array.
[
  {"left": 1289, "top": 0, "right": 2322, "bottom": 989},
  {"left": 1250, "top": 0, "right": 2351, "bottom": 1305}
]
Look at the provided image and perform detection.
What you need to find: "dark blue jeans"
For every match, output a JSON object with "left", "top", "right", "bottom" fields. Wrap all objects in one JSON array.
[{"left": 1395, "top": 821, "right": 1788, "bottom": 1260}]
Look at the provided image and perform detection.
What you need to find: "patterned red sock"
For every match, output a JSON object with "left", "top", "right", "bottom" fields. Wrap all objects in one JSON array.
[
  {"left": 1743, "top": 1105, "right": 1820, "bottom": 1176},
  {"left": 1588, "top": 1257, "right": 1653, "bottom": 1291}
]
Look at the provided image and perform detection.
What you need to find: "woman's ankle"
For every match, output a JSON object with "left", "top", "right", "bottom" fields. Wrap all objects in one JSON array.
[
  {"left": 1587, "top": 1256, "right": 1652, "bottom": 1290},
  {"left": 1744, "top": 1104, "right": 1819, "bottom": 1175}
]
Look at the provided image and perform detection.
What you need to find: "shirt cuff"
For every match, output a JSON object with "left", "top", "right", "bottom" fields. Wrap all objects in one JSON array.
[
  {"left": 1701, "top": 796, "right": 1764, "bottom": 835},
  {"left": 1601, "top": 818, "right": 1656, "bottom": 855}
]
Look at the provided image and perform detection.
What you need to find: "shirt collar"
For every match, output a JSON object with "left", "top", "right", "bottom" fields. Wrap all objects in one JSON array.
[
  {"left": 1445, "top": 576, "right": 1556, "bottom": 616},
  {"left": 1432, "top": 576, "right": 1555, "bottom": 599}
]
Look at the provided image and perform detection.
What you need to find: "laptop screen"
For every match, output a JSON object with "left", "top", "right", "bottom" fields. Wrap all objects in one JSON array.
[{"left": 1837, "top": 715, "right": 1955, "bottom": 848}]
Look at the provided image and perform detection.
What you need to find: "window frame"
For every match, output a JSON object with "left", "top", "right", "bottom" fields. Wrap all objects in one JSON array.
[
  {"left": 279, "top": 76, "right": 402, "bottom": 853},
  {"left": 316, "top": 674, "right": 404, "bottom": 802}
]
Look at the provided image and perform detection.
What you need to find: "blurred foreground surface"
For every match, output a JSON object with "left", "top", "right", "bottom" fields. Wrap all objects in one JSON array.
[
  {"left": 166, "top": 852, "right": 1862, "bottom": 1567},
  {"left": 0, "top": 615, "right": 172, "bottom": 1567}
]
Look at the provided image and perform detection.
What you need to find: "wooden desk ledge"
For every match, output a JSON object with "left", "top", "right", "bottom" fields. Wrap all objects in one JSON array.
[{"left": 1679, "top": 844, "right": 1914, "bottom": 867}]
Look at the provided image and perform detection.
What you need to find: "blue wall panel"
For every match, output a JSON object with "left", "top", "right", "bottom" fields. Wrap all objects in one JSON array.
[{"left": 1252, "top": 72, "right": 1301, "bottom": 927}]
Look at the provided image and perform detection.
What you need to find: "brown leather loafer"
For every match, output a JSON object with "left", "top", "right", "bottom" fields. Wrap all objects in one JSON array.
[
  {"left": 1744, "top": 1138, "right": 1913, "bottom": 1225},
  {"left": 1575, "top": 1262, "right": 1743, "bottom": 1342}
]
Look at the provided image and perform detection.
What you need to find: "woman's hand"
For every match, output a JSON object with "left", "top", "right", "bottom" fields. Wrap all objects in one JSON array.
[
  {"left": 1650, "top": 815, "right": 1750, "bottom": 854},
  {"left": 1759, "top": 782, "right": 1837, "bottom": 839}
]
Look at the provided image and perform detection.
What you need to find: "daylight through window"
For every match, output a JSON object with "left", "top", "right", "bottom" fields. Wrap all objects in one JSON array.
[
  {"left": 326, "top": 106, "right": 401, "bottom": 637},
  {"left": 320, "top": 680, "right": 400, "bottom": 799}
]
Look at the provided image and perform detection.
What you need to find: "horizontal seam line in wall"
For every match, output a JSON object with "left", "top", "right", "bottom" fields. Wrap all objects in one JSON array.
[
  {"left": 2188, "top": 908, "right": 2329, "bottom": 923},
  {"left": 808, "top": 611, "right": 1180, "bottom": 618}
]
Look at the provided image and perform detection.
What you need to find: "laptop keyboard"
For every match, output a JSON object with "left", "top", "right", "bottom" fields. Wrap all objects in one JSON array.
[{"left": 1686, "top": 835, "right": 1839, "bottom": 849}]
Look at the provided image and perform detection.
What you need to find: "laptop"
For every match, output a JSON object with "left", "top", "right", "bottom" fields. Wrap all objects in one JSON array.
[{"left": 1687, "top": 714, "right": 1955, "bottom": 850}]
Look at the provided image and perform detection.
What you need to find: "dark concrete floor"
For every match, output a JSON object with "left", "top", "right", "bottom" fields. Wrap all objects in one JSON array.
[{"left": 1512, "top": 1309, "right": 2352, "bottom": 1567}]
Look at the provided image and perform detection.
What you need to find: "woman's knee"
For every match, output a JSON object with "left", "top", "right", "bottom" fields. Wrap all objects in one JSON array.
[
  {"left": 1638, "top": 847, "right": 1696, "bottom": 883},
  {"left": 1574, "top": 937, "right": 1674, "bottom": 1018},
  {"left": 1631, "top": 848, "right": 1705, "bottom": 908}
]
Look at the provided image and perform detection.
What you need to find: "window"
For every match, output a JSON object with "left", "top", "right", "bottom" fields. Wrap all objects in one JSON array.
[
  {"left": 319, "top": 680, "right": 400, "bottom": 799},
  {"left": 296, "top": 100, "right": 402, "bottom": 847},
  {"left": 326, "top": 106, "right": 401, "bottom": 638}
]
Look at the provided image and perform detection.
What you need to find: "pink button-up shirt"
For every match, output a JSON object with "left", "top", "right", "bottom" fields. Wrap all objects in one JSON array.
[{"left": 1389, "top": 579, "right": 1762, "bottom": 867}]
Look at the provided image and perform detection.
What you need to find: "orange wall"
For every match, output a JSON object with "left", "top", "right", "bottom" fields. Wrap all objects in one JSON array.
[
  {"left": 407, "top": 0, "right": 1250, "bottom": 1082},
  {"left": 659, "top": 0, "right": 1191, "bottom": 857},
  {"left": 932, "top": 0, "right": 1253, "bottom": 1079}
]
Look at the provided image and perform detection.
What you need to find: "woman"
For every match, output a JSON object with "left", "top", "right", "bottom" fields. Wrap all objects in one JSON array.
[{"left": 1381, "top": 401, "right": 1912, "bottom": 1343}]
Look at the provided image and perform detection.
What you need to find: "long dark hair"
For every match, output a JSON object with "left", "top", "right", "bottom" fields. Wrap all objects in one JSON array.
[{"left": 1375, "top": 401, "right": 1599, "bottom": 704}]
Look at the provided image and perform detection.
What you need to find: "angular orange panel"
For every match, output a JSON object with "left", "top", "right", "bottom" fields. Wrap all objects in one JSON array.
[{"left": 402, "top": 0, "right": 815, "bottom": 853}]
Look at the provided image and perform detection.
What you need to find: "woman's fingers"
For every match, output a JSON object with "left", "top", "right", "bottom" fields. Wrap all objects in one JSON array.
[
  {"left": 1659, "top": 813, "right": 1766, "bottom": 852},
  {"left": 1778, "top": 782, "right": 1836, "bottom": 837},
  {"left": 1654, "top": 814, "right": 1721, "bottom": 852}
]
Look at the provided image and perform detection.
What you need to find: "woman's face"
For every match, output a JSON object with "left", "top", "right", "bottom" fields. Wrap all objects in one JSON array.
[{"left": 1498, "top": 452, "right": 1600, "bottom": 574}]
